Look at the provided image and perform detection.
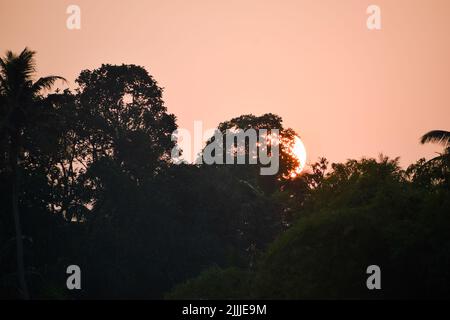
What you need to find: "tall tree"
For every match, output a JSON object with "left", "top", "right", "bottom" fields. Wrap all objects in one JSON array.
[
  {"left": 75, "top": 64, "right": 177, "bottom": 183},
  {"left": 201, "top": 113, "right": 300, "bottom": 194},
  {"left": 0, "top": 48, "right": 64, "bottom": 299}
]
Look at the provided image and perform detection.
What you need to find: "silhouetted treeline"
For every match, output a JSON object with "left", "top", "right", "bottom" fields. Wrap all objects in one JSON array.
[
  {"left": 1, "top": 49, "right": 449, "bottom": 299},
  {"left": 168, "top": 156, "right": 450, "bottom": 299}
]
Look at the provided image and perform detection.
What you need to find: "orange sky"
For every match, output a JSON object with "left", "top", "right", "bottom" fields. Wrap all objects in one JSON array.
[{"left": 1, "top": 0, "right": 449, "bottom": 167}]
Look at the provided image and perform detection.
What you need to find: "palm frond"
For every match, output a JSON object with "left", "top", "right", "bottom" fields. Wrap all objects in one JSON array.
[
  {"left": 0, "top": 48, "right": 65, "bottom": 133},
  {"left": 17, "top": 47, "right": 37, "bottom": 80},
  {"left": 420, "top": 130, "right": 450, "bottom": 145},
  {"left": 0, "top": 48, "right": 37, "bottom": 94},
  {"left": 32, "top": 76, "right": 67, "bottom": 93}
]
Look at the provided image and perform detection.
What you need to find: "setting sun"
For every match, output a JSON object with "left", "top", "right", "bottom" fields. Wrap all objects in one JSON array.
[{"left": 290, "top": 136, "right": 307, "bottom": 177}]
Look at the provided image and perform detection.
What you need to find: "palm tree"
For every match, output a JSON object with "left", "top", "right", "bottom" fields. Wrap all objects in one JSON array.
[
  {"left": 420, "top": 130, "right": 450, "bottom": 146},
  {"left": 0, "top": 48, "right": 65, "bottom": 299},
  {"left": 420, "top": 130, "right": 450, "bottom": 166}
]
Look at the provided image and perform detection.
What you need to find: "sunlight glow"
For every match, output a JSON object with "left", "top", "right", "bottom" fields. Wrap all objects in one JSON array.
[{"left": 290, "top": 136, "right": 307, "bottom": 178}]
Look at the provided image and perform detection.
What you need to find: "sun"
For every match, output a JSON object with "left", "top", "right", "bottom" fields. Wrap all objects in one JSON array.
[{"left": 289, "top": 136, "right": 307, "bottom": 178}]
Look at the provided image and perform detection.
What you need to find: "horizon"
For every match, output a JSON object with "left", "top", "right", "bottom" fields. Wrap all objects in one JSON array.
[{"left": 1, "top": 0, "right": 449, "bottom": 168}]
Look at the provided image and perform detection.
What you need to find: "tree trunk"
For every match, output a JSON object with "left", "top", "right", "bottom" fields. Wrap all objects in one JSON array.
[{"left": 10, "top": 135, "right": 29, "bottom": 299}]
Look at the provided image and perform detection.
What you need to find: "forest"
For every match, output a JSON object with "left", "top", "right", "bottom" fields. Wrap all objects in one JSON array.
[{"left": 1, "top": 48, "right": 449, "bottom": 299}]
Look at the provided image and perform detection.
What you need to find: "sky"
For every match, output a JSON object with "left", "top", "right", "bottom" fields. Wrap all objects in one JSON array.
[{"left": 1, "top": 0, "right": 449, "bottom": 167}]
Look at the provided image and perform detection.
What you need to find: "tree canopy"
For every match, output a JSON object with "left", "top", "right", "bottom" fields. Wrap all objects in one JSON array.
[{"left": 1, "top": 48, "right": 449, "bottom": 299}]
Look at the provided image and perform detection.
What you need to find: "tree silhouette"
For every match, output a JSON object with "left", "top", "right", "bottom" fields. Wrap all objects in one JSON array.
[
  {"left": 75, "top": 64, "right": 177, "bottom": 181},
  {"left": 1, "top": 48, "right": 449, "bottom": 300},
  {"left": 420, "top": 130, "right": 450, "bottom": 146},
  {"left": 201, "top": 113, "right": 300, "bottom": 194},
  {"left": 420, "top": 130, "right": 450, "bottom": 167},
  {"left": 168, "top": 156, "right": 450, "bottom": 299},
  {"left": 0, "top": 48, "right": 65, "bottom": 299}
]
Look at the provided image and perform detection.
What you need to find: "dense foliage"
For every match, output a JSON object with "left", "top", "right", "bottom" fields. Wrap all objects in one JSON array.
[
  {"left": 168, "top": 156, "right": 450, "bottom": 299},
  {"left": 1, "top": 49, "right": 449, "bottom": 299}
]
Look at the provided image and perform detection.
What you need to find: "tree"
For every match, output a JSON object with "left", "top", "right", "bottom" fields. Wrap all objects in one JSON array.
[
  {"left": 421, "top": 130, "right": 450, "bottom": 157},
  {"left": 0, "top": 48, "right": 65, "bottom": 299},
  {"left": 419, "top": 130, "right": 449, "bottom": 184},
  {"left": 57, "top": 64, "right": 180, "bottom": 298},
  {"left": 201, "top": 113, "right": 300, "bottom": 194},
  {"left": 420, "top": 130, "right": 450, "bottom": 146},
  {"left": 75, "top": 64, "right": 176, "bottom": 170},
  {"left": 168, "top": 156, "right": 450, "bottom": 299}
]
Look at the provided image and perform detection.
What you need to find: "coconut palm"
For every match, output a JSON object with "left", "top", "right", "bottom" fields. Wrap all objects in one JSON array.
[
  {"left": 420, "top": 130, "right": 450, "bottom": 146},
  {"left": 0, "top": 48, "right": 65, "bottom": 299},
  {"left": 419, "top": 130, "right": 450, "bottom": 170}
]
